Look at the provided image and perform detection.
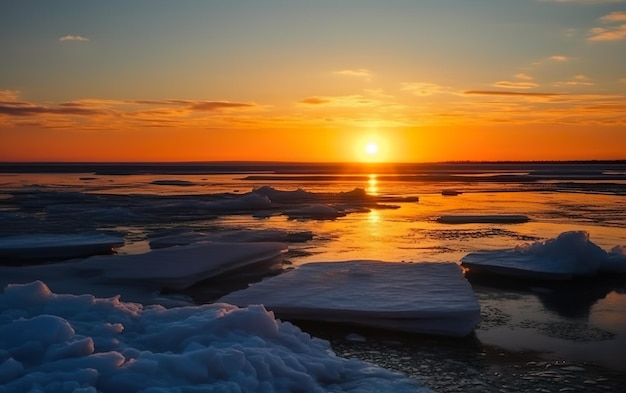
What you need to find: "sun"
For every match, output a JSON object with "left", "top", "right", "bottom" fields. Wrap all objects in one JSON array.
[{"left": 365, "top": 141, "right": 379, "bottom": 156}]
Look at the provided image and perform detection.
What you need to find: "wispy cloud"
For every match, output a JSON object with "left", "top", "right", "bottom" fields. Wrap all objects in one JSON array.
[
  {"left": 334, "top": 68, "right": 371, "bottom": 79},
  {"left": 537, "top": 0, "right": 626, "bottom": 3},
  {"left": 0, "top": 90, "right": 20, "bottom": 101},
  {"left": 491, "top": 81, "right": 539, "bottom": 89},
  {"left": 553, "top": 74, "right": 594, "bottom": 86},
  {"left": 59, "top": 35, "right": 89, "bottom": 42},
  {"left": 0, "top": 93, "right": 261, "bottom": 130},
  {"left": 588, "top": 12, "right": 626, "bottom": 41},
  {"left": 463, "top": 90, "right": 564, "bottom": 98},
  {"left": 401, "top": 82, "right": 445, "bottom": 96},
  {"left": 550, "top": 55, "right": 569, "bottom": 62},
  {"left": 600, "top": 11, "right": 626, "bottom": 22},
  {"left": 298, "top": 94, "right": 379, "bottom": 107},
  {"left": 515, "top": 73, "right": 534, "bottom": 81}
]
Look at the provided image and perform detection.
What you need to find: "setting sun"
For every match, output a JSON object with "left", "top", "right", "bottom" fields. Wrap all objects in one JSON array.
[{"left": 365, "top": 141, "right": 379, "bottom": 156}]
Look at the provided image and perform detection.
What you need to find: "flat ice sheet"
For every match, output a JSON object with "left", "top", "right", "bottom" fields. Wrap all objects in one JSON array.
[
  {"left": 0, "top": 233, "right": 124, "bottom": 262},
  {"left": 220, "top": 261, "right": 480, "bottom": 337},
  {"left": 78, "top": 242, "right": 287, "bottom": 290}
]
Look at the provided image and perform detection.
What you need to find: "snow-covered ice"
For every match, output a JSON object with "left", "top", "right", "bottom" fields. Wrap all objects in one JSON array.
[
  {"left": 0, "top": 281, "right": 428, "bottom": 393},
  {"left": 437, "top": 215, "right": 530, "bottom": 224},
  {"left": 461, "top": 231, "right": 626, "bottom": 280},
  {"left": 220, "top": 261, "right": 481, "bottom": 337},
  {"left": 77, "top": 242, "right": 287, "bottom": 290},
  {"left": 0, "top": 233, "right": 124, "bottom": 263}
]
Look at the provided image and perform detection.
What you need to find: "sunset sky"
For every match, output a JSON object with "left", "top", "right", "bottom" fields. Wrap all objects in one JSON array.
[{"left": 1, "top": 1, "right": 625, "bottom": 163}]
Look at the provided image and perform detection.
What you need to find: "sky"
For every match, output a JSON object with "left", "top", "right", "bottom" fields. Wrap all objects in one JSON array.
[{"left": 1, "top": 0, "right": 625, "bottom": 163}]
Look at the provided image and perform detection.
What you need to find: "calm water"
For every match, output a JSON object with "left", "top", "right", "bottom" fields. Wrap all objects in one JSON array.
[{"left": 1, "top": 162, "right": 625, "bottom": 370}]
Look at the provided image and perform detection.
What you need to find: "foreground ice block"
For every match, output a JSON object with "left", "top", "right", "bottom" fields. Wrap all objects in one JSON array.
[
  {"left": 220, "top": 261, "right": 481, "bottom": 337},
  {"left": 77, "top": 242, "right": 287, "bottom": 290},
  {"left": 0, "top": 281, "right": 428, "bottom": 393},
  {"left": 0, "top": 233, "right": 124, "bottom": 263},
  {"left": 461, "top": 231, "right": 626, "bottom": 280}
]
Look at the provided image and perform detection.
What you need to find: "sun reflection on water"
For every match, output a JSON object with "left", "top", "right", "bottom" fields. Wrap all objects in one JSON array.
[{"left": 367, "top": 174, "right": 378, "bottom": 195}]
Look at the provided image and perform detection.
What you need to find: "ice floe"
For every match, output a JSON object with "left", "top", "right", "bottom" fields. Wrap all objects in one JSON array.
[
  {"left": 461, "top": 231, "right": 626, "bottom": 280},
  {"left": 149, "top": 229, "right": 313, "bottom": 249},
  {"left": 0, "top": 281, "right": 428, "bottom": 393},
  {"left": 0, "top": 233, "right": 124, "bottom": 263},
  {"left": 285, "top": 204, "right": 346, "bottom": 220},
  {"left": 77, "top": 242, "right": 287, "bottom": 290},
  {"left": 220, "top": 261, "right": 481, "bottom": 337},
  {"left": 437, "top": 214, "right": 530, "bottom": 224}
]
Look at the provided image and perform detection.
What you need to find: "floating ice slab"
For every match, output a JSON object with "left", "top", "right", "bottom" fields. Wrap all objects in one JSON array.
[
  {"left": 149, "top": 229, "right": 313, "bottom": 249},
  {"left": 461, "top": 231, "right": 626, "bottom": 279},
  {"left": 77, "top": 242, "right": 287, "bottom": 290},
  {"left": 0, "top": 233, "right": 124, "bottom": 263},
  {"left": 437, "top": 214, "right": 530, "bottom": 224},
  {"left": 285, "top": 204, "right": 346, "bottom": 219},
  {"left": 0, "top": 281, "right": 428, "bottom": 392},
  {"left": 220, "top": 261, "right": 480, "bottom": 337}
]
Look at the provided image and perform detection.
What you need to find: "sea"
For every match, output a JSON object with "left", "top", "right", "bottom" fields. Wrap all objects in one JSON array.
[{"left": 1, "top": 161, "right": 625, "bottom": 372}]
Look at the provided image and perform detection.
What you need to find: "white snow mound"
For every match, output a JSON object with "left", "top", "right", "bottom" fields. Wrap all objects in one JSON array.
[
  {"left": 461, "top": 230, "right": 626, "bottom": 279},
  {"left": 0, "top": 281, "right": 428, "bottom": 393}
]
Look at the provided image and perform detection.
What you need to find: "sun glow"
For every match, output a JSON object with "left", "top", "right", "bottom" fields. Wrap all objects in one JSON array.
[
  {"left": 365, "top": 141, "right": 379, "bottom": 156},
  {"left": 356, "top": 135, "right": 389, "bottom": 162}
]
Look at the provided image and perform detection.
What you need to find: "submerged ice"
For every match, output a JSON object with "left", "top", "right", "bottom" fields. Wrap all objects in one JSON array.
[{"left": 0, "top": 281, "right": 428, "bottom": 393}]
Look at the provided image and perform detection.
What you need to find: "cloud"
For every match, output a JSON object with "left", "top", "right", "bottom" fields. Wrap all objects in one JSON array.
[
  {"left": 299, "top": 96, "right": 331, "bottom": 105},
  {"left": 59, "top": 35, "right": 89, "bottom": 42},
  {"left": 463, "top": 90, "right": 563, "bottom": 98},
  {"left": 600, "top": 11, "right": 626, "bottom": 22},
  {"left": 588, "top": 25, "right": 626, "bottom": 41},
  {"left": 537, "top": 0, "right": 626, "bottom": 3},
  {"left": 553, "top": 74, "right": 594, "bottom": 86},
  {"left": 491, "top": 81, "right": 540, "bottom": 89},
  {"left": 334, "top": 68, "right": 371, "bottom": 79},
  {"left": 0, "top": 90, "right": 20, "bottom": 101},
  {"left": 401, "top": 82, "right": 445, "bottom": 96},
  {"left": 187, "top": 101, "right": 256, "bottom": 111},
  {"left": 550, "top": 55, "right": 569, "bottom": 61},
  {"left": 515, "top": 73, "right": 534, "bottom": 81},
  {"left": 0, "top": 93, "right": 262, "bottom": 131},
  {"left": 0, "top": 102, "right": 103, "bottom": 116},
  {"left": 588, "top": 11, "right": 626, "bottom": 41}
]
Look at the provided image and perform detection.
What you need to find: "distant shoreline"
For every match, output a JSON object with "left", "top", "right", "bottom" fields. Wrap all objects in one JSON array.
[{"left": 1, "top": 160, "right": 625, "bottom": 175}]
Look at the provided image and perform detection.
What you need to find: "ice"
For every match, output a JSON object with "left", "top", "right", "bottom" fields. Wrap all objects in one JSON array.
[
  {"left": 220, "top": 261, "right": 481, "bottom": 337},
  {"left": 77, "top": 242, "right": 287, "bottom": 290},
  {"left": 285, "top": 204, "right": 346, "bottom": 219},
  {"left": 149, "top": 229, "right": 313, "bottom": 249},
  {"left": 437, "top": 214, "right": 530, "bottom": 224},
  {"left": 461, "top": 231, "right": 626, "bottom": 279},
  {"left": 0, "top": 233, "right": 124, "bottom": 263},
  {"left": 0, "top": 281, "right": 428, "bottom": 393}
]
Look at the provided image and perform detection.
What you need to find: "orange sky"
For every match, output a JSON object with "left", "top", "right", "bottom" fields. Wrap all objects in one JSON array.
[{"left": 1, "top": 2, "right": 625, "bottom": 162}]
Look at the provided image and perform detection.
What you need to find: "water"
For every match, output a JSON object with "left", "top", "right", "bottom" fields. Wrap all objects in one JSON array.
[{"left": 1, "top": 161, "right": 625, "bottom": 371}]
